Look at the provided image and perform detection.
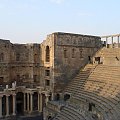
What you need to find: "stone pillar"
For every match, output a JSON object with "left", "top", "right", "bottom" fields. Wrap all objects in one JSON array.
[
  {"left": 24, "top": 93, "right": 26, "bottom": 112},
  {"left": 39, "top": 93, "right": 42, "bottom": 112},
  {"left": 27, "top": 93, "right": 30, "bottom": 111},
  {"left": 45, "top": 94, "right": 49, "bottom": 105},
  {"left": 12, "top": 94, "right": 16, "bottom": 116},
  {"left": 6, "top": 95, "right": 9, "bottom": 117},
  {"left": 38, "top": 93, "right": 40, "bottom": 111},
  {"left": 30, "top": 93, "right": 33, "bottom": 113},
  {"left": 0, "top": 96, "right": 2, "bottom": 118},
  {"left": 111, "top": 36, "right": 113, "bottom": 48},
  {"left": 118, "top": 36, "right": 119, "bottom": 48},
  {"left": 106, "top": 37, "right": 108, "bottom": 48},
  {"left": 51, "top": 92, "right": 54, "bottom": 101}
]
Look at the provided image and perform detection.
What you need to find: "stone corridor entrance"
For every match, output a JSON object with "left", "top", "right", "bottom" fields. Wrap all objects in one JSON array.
[{"left": 16, "top": 92, "right": 24, "bottom": 115}]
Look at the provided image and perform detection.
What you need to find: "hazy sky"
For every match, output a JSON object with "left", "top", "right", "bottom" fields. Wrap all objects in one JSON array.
[{"left": 0, "top": 0, "right": 120, "bottom": 43}]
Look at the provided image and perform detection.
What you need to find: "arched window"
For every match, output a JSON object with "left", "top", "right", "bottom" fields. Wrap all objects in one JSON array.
[
  {"left": 46, "top": 46, "right": 50, "bottom": 62},
  {"left": 16, "top": 53, "right": 20, "bottom": 61},
  {"left": 64, "top": 49, "right": 67, "bottom": 58},
  {"left": 72, "top": 48, "right": 75, "bottom": 58},
  {"left": 0, "top": 53, "right": 4, "bottom": 62},
  {"left": 79, "top": 48, "right": 83, "bottom": 58}
]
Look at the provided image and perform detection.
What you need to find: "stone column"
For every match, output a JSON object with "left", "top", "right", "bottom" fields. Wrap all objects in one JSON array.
[
  {"left": 51, "top": 92, "right": 54, "bottom": 101},
  {"left": 45, "top": 94, "right": 49, "bottom": 105},
  {"left": 24, "top": 93, "right": 26, "bottom": 112},
  {"left": 111, "top": 36, "right": 113, "bottom": 48},
  {"left": 0, "top": 96, "right": 2, "bottom": 118},
  {"left": 118, "top": 36, "right": 119, "bottom": 48},
  {"left": 27, "top": 93, "right": 30, "bottom": 112},
  {"left": 39, "top": 93, "right": 42, "bottom": 112},
  {"left": 6, "top": 95, "right": 9, "bottom": 117},
  {"left": 30, "top": 93, "right": 33, "bottom": 113},
  {"left": 12, "top": 94, "right": 16, "bottom": 116},
  {"left": 106, "top": 37, "right": 108, "bottom": 48},
  {"left": 38, "top": 93, "right": 40, "bottom": 111}
]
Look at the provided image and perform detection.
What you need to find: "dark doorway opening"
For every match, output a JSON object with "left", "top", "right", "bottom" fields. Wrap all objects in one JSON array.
[
  {"left": 9, "top": 95, "right": 13, "bottom": 115},
  {"left": 64, "top": 94, "right": 70, "bottom": 101},
  {"left": 42, "top": 94, "right": 46, "bottom": 110},
  {"left": 16, "top": 92, "right": 24, "bottom": 115},
  {"left": 95, "top": 57, "right": 101, "bottom": 64},
  {"left": 89, "top": 103, "right": 95, "bottom": 111},
  {"left": 48, "top": 115, "right": 52, "bottom": 120},
  {"left": 56, "top": 94, "right": 60, "bottom": 101},
  {"left": 88, "top": 56, "right": 91, "bottom": 63},
  {"left": 2, "top": 95, "right": 6, "bottom": 116},
  {"left": 33, "top": 92, "right": 38, "bottom": 111}
]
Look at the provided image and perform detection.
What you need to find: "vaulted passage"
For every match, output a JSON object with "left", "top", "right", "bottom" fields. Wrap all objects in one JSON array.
[{"left": 16, "top": 92, "right": 24, "bottom": 115}]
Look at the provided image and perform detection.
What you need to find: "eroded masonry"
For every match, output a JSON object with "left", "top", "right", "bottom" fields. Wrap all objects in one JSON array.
[{"left": 0, "top": 32, "right": 120, "bottom": 120}]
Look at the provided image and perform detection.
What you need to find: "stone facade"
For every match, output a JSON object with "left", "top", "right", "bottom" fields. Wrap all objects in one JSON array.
[
  {"left": 0, "top": 32, "right": 102, "bottom": 119},
  {"left": 44, "top": 34, "right": 120, "bottom": 120},
  {"left": 53, "top": 33, "right": 101, "bottom": 94}
]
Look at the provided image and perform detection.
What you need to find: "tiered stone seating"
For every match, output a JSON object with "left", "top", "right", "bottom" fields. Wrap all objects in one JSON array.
[
  {"left": 64, "top": 64, "right": 97, "bottom": 94},
  {"left": 53, "top": 48, "right": 120, "bottom": 120},
  {"left": 54, "top": 104, "right": 88, "bottom": 120}
]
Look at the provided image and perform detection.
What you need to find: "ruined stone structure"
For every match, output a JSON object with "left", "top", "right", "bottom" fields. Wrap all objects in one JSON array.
[
  {"left": 1, "top": 32, "right": 120, "bottom": 120},
  {"left": 0, "top": 32, "right": 102, "bottom": 119},
  {"left": 44, "top": 34, "right": 120, "bottom": 120}
]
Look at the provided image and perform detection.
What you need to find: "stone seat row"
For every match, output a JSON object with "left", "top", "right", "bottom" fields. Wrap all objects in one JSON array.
[{"left": 54, "top": 105, "right": 87, "bottom": 120}]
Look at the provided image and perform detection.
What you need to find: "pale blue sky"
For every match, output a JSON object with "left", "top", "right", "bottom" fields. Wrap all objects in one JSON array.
[{"left": 0, "top": 0, "right": 120, "bottom": 43}]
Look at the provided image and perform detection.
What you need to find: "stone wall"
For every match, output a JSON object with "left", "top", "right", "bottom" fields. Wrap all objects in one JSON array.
[
  {"left": 0, "top": 40, "right": 42, "bottom": 86},
  {"left": 53, "top": 32, "right": 101, "bottom": 93},
  {"left": 0, "top": 32, "right": 102, "bottom": 97},
  {"left": 40, "top": 34, "right": 55, "bottom": 94},
  {"left": 0, "top": 39, "right": 11, "bottom": 83}
]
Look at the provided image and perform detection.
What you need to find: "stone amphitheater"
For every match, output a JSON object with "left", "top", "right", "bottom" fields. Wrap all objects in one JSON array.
[{"left": 0, "top": 32, "right": 120, "bottom": 120}]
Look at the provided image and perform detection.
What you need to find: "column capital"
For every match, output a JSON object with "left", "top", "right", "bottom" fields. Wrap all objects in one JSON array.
[
  {"left": 30, "top": 92, "right": 34, "bottom": 95},
  {"left": 12, "top": 94, "right": 16, "bottom": 96}
]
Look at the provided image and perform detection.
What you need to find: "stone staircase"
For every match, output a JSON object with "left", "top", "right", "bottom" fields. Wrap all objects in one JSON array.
[
  {"left": 64, "top": 64, "right": 97, "bottom": 95},
  {"left": 52, "top": 47, "right": 120, "bottom": 120}
]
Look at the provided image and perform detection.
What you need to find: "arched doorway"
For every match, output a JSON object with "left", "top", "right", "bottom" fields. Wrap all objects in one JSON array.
[
  {"left": 16, "top": 92, "right": 24, "bottom": 115},
  {"left": 64, "top": 94, "right": 70, "bottom": 101},
  {"left": 56, "top": 94, "right": 60, "bottom": 101}
]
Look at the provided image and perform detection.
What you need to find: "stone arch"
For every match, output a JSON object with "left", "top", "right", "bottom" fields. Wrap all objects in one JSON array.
[
  {"left": 16, "top": 92, "right": 24, "bottom": 115},
  {"left": 46, "top": 46, "right": 50, "bottom": 62}
]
